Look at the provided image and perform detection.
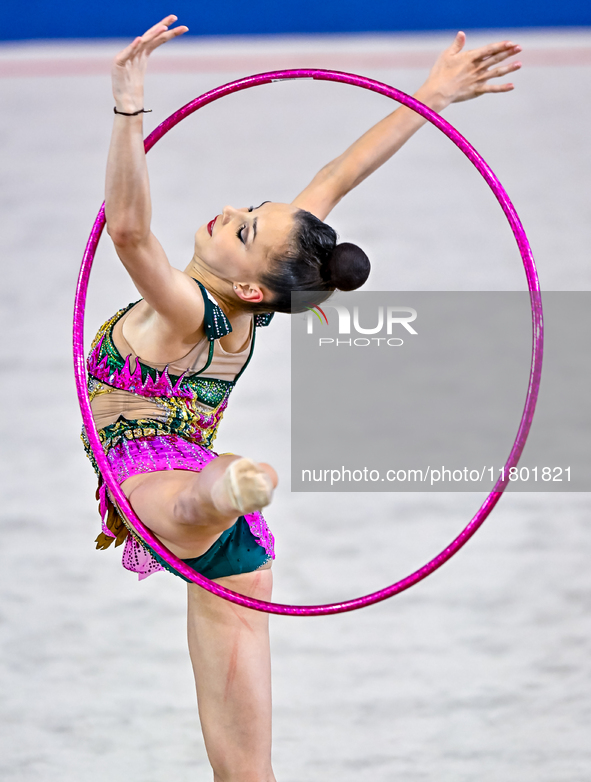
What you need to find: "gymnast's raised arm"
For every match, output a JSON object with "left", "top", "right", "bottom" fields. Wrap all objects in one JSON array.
[
  {"left": 293, "top": 32, "right": 522, "bottom": 221},
  {"left": 104, "top": 16, "right": 203, "bottom": 336}
]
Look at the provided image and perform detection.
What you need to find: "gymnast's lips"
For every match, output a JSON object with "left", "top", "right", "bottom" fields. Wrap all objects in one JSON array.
[{"left": 207, "top": 216, "right": 218, "bottom": 236}]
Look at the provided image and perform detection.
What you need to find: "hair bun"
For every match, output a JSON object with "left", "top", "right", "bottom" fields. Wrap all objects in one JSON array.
[{"left": 322, "top": 242, "right": 370, "bottom": 291}]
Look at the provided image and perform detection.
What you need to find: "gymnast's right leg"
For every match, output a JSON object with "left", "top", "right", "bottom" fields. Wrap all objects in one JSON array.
[
  {"left": 187, "top": 568, "right": 276, "bottom": 782},
  {"left": 120, "top": 455, "right": 277, "bottom": 559}
]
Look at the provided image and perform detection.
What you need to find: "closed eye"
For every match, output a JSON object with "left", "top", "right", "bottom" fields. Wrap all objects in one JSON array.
[{"left": 238, "top": 201, "right": 268, "bottom": 243}]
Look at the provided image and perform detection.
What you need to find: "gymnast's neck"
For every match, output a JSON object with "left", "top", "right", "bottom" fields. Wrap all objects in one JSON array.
[{"left": 184, "top": 258, "right": 247, "bottom": 320}]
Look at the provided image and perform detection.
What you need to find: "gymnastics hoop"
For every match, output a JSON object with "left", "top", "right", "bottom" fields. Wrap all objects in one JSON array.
[{"left": 74, "top": 69, "right": 543, "bottom": 616}]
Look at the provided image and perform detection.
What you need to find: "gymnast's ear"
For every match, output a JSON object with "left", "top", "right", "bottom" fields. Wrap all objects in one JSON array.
[{"left": 233, "top": 282, "right": 264, "bottom": 304}]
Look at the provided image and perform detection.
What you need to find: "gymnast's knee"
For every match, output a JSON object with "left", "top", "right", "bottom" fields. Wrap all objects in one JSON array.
[{"left": 171, "top": 482, "right": 215, "bottom": 528}]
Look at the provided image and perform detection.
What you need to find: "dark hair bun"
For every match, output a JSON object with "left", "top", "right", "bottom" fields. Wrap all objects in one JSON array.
[{"left": 323, "top": 242, "right": 370, "bottom": 291}]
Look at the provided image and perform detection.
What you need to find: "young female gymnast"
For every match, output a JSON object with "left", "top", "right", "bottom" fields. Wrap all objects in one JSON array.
[{"left": 85, "top": 16, "right": 521, "bottom": 780}]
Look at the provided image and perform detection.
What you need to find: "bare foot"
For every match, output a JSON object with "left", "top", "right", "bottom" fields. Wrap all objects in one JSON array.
[{"left": 211, "top": 458, "right": 276, "bottom": 516}]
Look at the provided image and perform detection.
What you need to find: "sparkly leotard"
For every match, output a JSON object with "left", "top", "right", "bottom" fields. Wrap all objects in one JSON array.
[{"left": 83, "top": 280, "right": 275, "bottom": 581}]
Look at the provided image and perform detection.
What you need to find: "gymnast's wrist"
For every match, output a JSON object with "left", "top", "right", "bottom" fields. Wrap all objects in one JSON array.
[
  {"left": 112, "top": 91, "right": 145, "bottom": 115},
  {"left": 414, "top": 84, "right": 450, "bottom": 114},
  {"left": 113, "top": 103, "right": 145, "bottom": 116}
]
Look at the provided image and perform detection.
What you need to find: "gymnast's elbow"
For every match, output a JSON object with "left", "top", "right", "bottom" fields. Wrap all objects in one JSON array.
[{"left": 106, "top": 220, "right": 150, "bottom": 250}]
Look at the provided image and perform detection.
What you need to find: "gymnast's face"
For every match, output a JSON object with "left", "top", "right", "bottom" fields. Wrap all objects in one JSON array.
[{"left": 193, "top": 201, "right": 298, "bottom": 302}]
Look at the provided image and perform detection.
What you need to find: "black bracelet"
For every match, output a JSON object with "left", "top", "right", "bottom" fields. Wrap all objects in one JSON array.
[{"left": 113, "top": 107, "right": 153, "bottom": 116}]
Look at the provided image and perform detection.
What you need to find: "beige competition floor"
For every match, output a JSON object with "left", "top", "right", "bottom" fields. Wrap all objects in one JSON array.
[{"left": 1, "top": 28, "right": 590, "bottom": 782}]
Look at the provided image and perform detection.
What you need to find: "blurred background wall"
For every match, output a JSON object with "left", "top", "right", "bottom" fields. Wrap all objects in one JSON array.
[{"left": 2, "top": 0, "right": 591, "bottom": 41}]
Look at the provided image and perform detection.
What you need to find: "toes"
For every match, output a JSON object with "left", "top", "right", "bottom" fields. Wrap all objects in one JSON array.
[{"left": 258, "top": 462, "right": 278, "bottom": 489}]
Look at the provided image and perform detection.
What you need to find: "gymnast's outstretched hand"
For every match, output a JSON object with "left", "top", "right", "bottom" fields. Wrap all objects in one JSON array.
[
  {"left": 422, "top": 32, "right": 522, "bottom": 109},
  {"left": 111, "top": 15, "right": 188, "bottom": 113},
  {"left": 294, "top": 31, "right": 522, "bottom": 218}
]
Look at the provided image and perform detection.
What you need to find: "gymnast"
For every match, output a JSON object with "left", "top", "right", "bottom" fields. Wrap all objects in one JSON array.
[{"left": 85, "top": 15, "right": 521, "bottom": 780}]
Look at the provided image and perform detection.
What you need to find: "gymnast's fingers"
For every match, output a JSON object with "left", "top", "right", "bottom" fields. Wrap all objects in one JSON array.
[
  {"left": 113, "top": 36, "right": 142, "bottom": 66},
  {"left": 471, "top": 39, "right": 518, "bottom": 63},
  {"left": 141, "top": 15, "right": 180, "bottom": 41},
  {"left": 445, "top": 30, "right": 466, "bottom": 55},
  {"left": 115, "top": 19, "right": 188, "bottom": 63},
  {"left": 143, "top": 18, "right": 189, "bottom": 51},
  {"left": 168, "top": 25, "right": 189, "bottom": 39},
  {"left": 479, "top": 81, "right": 516, "bottom": 94},
  {"left": 480, "top": 60, "right": 522, "bottom": 81},
  {"left": 152, "top": 24, "right": 189, "bottom": 46},
  {"left": 477, "top": 44, "right": 521, "bottom": 71}
]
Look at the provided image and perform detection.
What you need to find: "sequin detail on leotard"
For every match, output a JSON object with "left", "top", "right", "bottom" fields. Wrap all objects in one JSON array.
[
  {"left": 84, "top": 302, "right": 234, "bottom": 453},
  {"left": 83, "top": 284, "right": 276, "bottom": 577}
]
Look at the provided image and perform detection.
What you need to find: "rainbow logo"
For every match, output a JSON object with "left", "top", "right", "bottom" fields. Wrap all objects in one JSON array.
[{"left": 305, "top": 305, "right": 329, "bottom": 325}]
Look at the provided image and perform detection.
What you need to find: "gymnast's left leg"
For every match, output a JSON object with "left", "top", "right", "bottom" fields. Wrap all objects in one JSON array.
[{"left": 187, "top": 568, "right": 276, "bottom": 782}]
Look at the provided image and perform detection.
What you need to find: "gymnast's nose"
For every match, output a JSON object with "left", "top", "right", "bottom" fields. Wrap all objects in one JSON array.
[{"left": 222, "top": 205, "right": 245, "bottom": 224}]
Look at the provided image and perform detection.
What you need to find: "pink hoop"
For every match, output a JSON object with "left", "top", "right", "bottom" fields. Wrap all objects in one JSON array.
[{"left": 73, "top": 69, "right": 543, "bottom": 615}]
